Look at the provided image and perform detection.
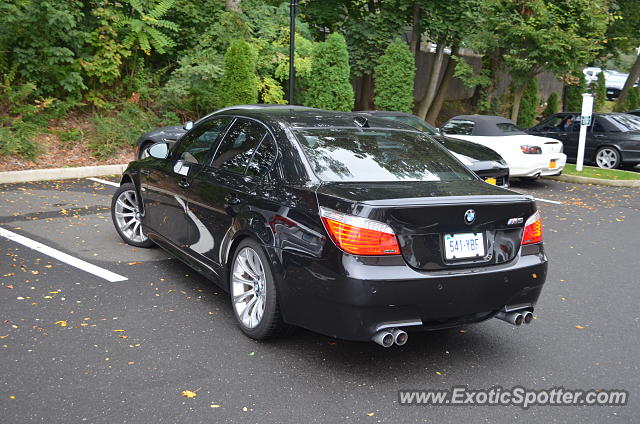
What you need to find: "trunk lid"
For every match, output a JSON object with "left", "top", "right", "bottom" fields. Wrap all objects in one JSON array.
[{"left": 316, "top": 180, "right": 536, "bottom": 271}]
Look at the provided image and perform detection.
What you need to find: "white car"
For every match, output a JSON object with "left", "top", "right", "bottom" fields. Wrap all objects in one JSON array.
[{"left": 441, "top": 115, "right": 567, "bottom": 179}]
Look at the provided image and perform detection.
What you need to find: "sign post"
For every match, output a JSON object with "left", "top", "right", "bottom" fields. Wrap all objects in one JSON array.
[{"left": 576, "top": 93, "right": 594, "bottom": 172}]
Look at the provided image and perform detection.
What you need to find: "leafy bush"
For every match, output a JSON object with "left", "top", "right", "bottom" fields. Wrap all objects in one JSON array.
[
  {"left": 304, "top": 33, "right": 354, "bottom": 111},
  {"left": 591, "top": 71, "right": 607, "bottom": 112},
  {"left": 88, "top": 103, "right": 159, "bottom": 158},
  {"left": 162, "top": 49, "right": 224, "bottom": 117},
  {"left": 0, "top": 121, "right": 40, "bottom": 161},
  {"left": 627, "top": 87, "right": 640, "bottom": 111},
  {"left": 374, "top": 40, "right": 415, "bottom": 113},
  {"left": 218, "top": 39, "right": 258, "bottom": 107},
  {"left": 542, "top": 92, "right": 559, "bottom": 118},
  {"left": 517, "top": 78, "right": 538, "bottom": 128},
  {"left": 55, "top": 128, "right": 84, "bottom": 149},
  {"left": 564, "top": 72, "right": 586, "bottom": 112}
]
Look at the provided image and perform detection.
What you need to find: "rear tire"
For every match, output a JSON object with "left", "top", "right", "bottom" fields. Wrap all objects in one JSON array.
[
  {"left": 229, "top": 239, "right": 294, "bottom": 340},
  {"left": 594, "top": 147, "right": 621, "bottom": 169},
  {"left": 111, "top": 183, "right": 154, "bottom": 248}
]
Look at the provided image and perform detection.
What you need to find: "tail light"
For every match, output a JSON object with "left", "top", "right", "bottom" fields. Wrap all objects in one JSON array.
[
  {"left": 320, "top": 207, "right": 400, "bottom": 255},
  {"left": 520, "top": 145, "right": 542, "bottom": 154},
  {"left": 522, "top": 211, "right": 542, "bottom": 244}
]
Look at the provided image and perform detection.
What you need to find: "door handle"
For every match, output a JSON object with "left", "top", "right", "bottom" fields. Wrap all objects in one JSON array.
[
  {"left": 225, "top": 194, "right": 241, "bottom": 205},
  {"left": 178, "top": 178, "right": 190, "bottom": 189}
]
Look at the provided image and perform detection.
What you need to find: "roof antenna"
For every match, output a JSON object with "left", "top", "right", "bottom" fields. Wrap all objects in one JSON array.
[{"left": 353, "top": 116, "right": 369, "bottom": 128}]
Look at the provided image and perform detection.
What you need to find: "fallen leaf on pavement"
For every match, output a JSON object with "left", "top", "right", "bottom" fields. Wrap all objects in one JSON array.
[
  {"left": 112, "top": 329, "right": 125, "bottom": 332},
  {"left": 54, "top": 321, "right": 67, "bottom": 327},
  {"left": 181, "top": 390, "right": 197, "bottom": 398},
  {"left": 575, "top": 325, "right": 585, "bottom": 329}
]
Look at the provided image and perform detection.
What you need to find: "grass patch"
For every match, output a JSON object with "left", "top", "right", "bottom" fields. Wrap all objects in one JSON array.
[{"left": 562, "top": 163, "right": 640, "bottom": 180}]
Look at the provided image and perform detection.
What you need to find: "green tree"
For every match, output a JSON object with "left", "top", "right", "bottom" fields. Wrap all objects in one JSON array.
[
  {"left": 627, "top": 87, "right": 640, "bottom": 110},
  {"left": 374, "top": 40, "right": 415, "bottom": 112},
  {"left": 304, "top": 33, "right": 354, "bottom": 111},
  {"left": 483, "top": 0, "right": 608, "bottom": 122},
  {"left": 542, "top": 92, "right": 559, "bottom": 118},
  {"left": 118, "top": 0, "right": 179, "bottom": 55},
  {"left": 592, "top": 71, "right": 607, "bottom": 112},
  {"left": 219, "top": 39, "right": 258, "bottom": 107},
  {"left": 517, "top": 78, "right": 539, "bottom": 128}
]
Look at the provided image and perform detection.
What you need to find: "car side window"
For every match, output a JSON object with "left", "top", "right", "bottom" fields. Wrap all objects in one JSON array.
[
  {"left": 211, "top": 119, "right": 268, "bottom": 174},
  {"left": 442, "top": 120, "right": 475, "bottom": 136},
  {"left": 176, "top": 118, "right": 231, "bottom": 165},
  {"left": 539, "top": 116, "right": 563, "bottom": 131},
  {"left": 246, "top": 134, "right": 277, "bottom": 177}
]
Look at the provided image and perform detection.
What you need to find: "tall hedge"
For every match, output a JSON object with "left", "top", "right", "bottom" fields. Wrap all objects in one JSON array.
[
  {"left": 219, "top": 39, "right": 258, "bottom": 107},
  {"left": 304, "top": 33, "right": 354, "bottom": 111},
  {"left": 564, "top": 71, "right": 586, "bottom": 112},
  {"left": 542, "top": 92, "right": 559, "bottom": 118},
  {"left": 628, "top": 87, "right": 640, "bottom": 110},
  {"left": 517, "top": 78, "right": 538, "bottom": 128},
  {"left": 592, "top": 71, "right": 606, "bottom": 112},
  {"left": 373, "top": 40, "right": 415, "bottom": 113}
]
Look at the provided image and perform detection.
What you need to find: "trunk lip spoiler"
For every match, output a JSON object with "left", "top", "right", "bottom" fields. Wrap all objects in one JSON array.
[{"left": 358, "top": 194, "right": 534, "bottom": 207}]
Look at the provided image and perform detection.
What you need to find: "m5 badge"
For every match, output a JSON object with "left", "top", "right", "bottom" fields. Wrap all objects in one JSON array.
[{"left": 507, "top": 217, "right": 524, "bottom": 225}]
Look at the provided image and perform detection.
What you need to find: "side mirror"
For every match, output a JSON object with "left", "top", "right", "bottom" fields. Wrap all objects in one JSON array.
[
  {"left": 148, "top": 143, "right": 169, "bottom": 160},
  {"left": 183, "top": 121, "right": 194, "bottom": 131}
]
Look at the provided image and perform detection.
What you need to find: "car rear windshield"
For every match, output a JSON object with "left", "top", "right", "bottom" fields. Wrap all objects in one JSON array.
[
  {"left": 496, "top": 123, "right": 525, "bottom": 133},
  {"left": 293, "top": 128, "right": 475, "bottom": 182},
  {"left": 442, "top": 120, "right": 474, "bottom": 136},
  {"left": 607, "top": 114, "right": 640, "bottom": 131}
]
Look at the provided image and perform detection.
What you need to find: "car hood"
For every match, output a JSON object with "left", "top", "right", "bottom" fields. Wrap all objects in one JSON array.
[{"left": 140, "top": 125, "right": 186, "bottom": 142}]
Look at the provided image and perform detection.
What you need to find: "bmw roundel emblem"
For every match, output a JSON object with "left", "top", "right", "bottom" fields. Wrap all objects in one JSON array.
[{"left": 464, "top": 209, "right": 476, "bottom": 225}]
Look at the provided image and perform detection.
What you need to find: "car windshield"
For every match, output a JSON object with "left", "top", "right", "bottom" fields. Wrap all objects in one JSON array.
[
  {"left": 442, "top": 120, "right": 474, "bottom": 136},
  {"left": 607, "top": 114, "right": 640, "bottom": 131},
  {"left": 294, "top": 128, "right": 475, "bottom": 182}
]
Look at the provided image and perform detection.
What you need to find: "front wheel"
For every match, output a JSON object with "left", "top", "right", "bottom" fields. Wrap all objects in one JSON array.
[
  {"left": 111, "top": 183, "right": 154, "bottom": 248},
  {"left": 230, "top": 239, "right": 294, "bottom": 340},
  {"left": 595, "top": 147, "right": 620, "bottom": 169}
]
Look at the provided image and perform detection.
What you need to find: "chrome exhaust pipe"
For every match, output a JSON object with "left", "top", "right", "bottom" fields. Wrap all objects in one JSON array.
[
  {"left": 392, "top": 328, "right": 408, "bottom": 346},
  {"left": 522, "top": 310, "right": 533, "bottom": 324},
  {"left": 371, "top": 330, "right": 394, "bottom": 347},
  {"left": 495, "top": 310, "right": 524, "bottom": 326}
]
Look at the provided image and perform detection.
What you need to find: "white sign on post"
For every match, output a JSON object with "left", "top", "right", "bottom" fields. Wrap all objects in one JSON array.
[{"left": 576, "top": 93, "right": 593, "bottom": 172}]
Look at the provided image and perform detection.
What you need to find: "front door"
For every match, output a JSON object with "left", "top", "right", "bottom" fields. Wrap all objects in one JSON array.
[{"left": 140, "top": 117, "right": 232, "bottom": 248}]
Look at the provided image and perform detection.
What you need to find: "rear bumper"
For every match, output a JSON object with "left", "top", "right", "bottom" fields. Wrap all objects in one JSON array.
[
  {"left": 511, "top": 154, "right": 567, "bottom": 177},
  {"left": 275, "top": 247, "right": 547, "bottom": 341}
]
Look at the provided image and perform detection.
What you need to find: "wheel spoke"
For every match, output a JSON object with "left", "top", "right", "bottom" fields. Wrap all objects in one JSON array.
[
  {"left": 237, "top": 254, "right": 260, "bottom": 281},
  {"left": 121, "top": 218, "right": 135, "bottom": 230},
  {"left": 115, "top": 211, "right": 135, "bottom": 218},
  {"left": 241, "top": 295, "right": 258, "bottom": 322},
  {"left": 117, "top": 199, "right": 134, "bottom": 211},
  {"left": 233, "top": 289, "right": 255, "bottom": 303}
]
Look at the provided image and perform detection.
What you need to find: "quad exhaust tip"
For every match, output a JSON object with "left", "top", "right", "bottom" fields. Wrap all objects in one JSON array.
[{"left": 372, "top": 328, "right": 408, "bottom": 347}]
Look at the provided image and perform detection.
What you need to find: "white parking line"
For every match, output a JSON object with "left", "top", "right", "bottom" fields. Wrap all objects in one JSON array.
[
  {"left": 87, "top": 177, "right": 120, "bottom": 187},
  {"left": 533, "top": 197, "right": 563, "bottom": 205},
  {"left": 0, "top": 227, "right": 128, "bottom": 282}
]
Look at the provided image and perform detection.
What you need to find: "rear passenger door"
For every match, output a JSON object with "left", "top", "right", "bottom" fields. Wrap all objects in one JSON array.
[{"left": 185, "top": 118, "right": 278, "bottom": 274}]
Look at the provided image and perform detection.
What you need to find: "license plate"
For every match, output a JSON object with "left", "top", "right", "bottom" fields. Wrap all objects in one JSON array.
[
  {"left": 444, "top": 233, "right": 485, "bottom": 260},
  {"left": 549, "top": 159, "right": 557, "bottom": 169},
  {"left": 484, "top": 177, "right": 497, "bottom": 185}
]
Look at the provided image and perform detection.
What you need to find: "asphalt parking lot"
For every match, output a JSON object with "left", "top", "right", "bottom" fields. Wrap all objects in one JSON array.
[{"left": 1, "top": 177, "right": 638, "bottom": 423}]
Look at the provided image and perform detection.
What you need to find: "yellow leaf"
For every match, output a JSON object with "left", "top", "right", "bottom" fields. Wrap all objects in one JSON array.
[
  {"left": 112, "top": 329, "right": 125, "bottom": 332},
  {"left": 181, "top": 390, "right": 197, "bottom": 398},
  {"left": 9, "top": 395, "right": 15, "bottom": 399},
  {"left": 0, "top": 335, "right": 8, "bottom": 339},
  {"left": 575, "top": 325, "right": 585, "bottom": 329},
  {"left": 211, "top": 404, "right": 221, "bottom": 408},
  {"left": 55, "top": 321, "right": 67, "bottom": 327},
  {"left": 366, "top": 412, "right": 375, "bottom": 417},
  {"left": 435, "top": 371, "right": 442, "bottom": 375},
  {"left": 127, "top": 261, "right": 143, "bottom": 265},
  {"left": 242, "top": 407, "right": 248, "bottom": 412}
]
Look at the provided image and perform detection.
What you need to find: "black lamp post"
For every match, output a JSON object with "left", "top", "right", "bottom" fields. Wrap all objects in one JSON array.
[{"left": 289, "top": 0, "right": 297, "bottom": 105}]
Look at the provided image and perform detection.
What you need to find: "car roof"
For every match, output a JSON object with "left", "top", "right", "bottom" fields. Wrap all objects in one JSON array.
[{"left": 202, "top": 105, "right": 418, "bottom": 131}]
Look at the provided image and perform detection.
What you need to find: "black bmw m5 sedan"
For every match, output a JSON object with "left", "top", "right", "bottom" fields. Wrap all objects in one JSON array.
[{"left": 112, "top": 105, "right": 547, "bottom": 347}]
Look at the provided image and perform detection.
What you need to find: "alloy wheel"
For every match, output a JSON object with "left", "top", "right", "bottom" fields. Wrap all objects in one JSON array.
[
  {"left": 595, "top": 148, "right": 619, "bottom": 169},
  {"left": 231, "top": 247, "right": 267, "bottom": 329},
  {"left": 114, "top": 190, "right": 147, "bottom": 243}
]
